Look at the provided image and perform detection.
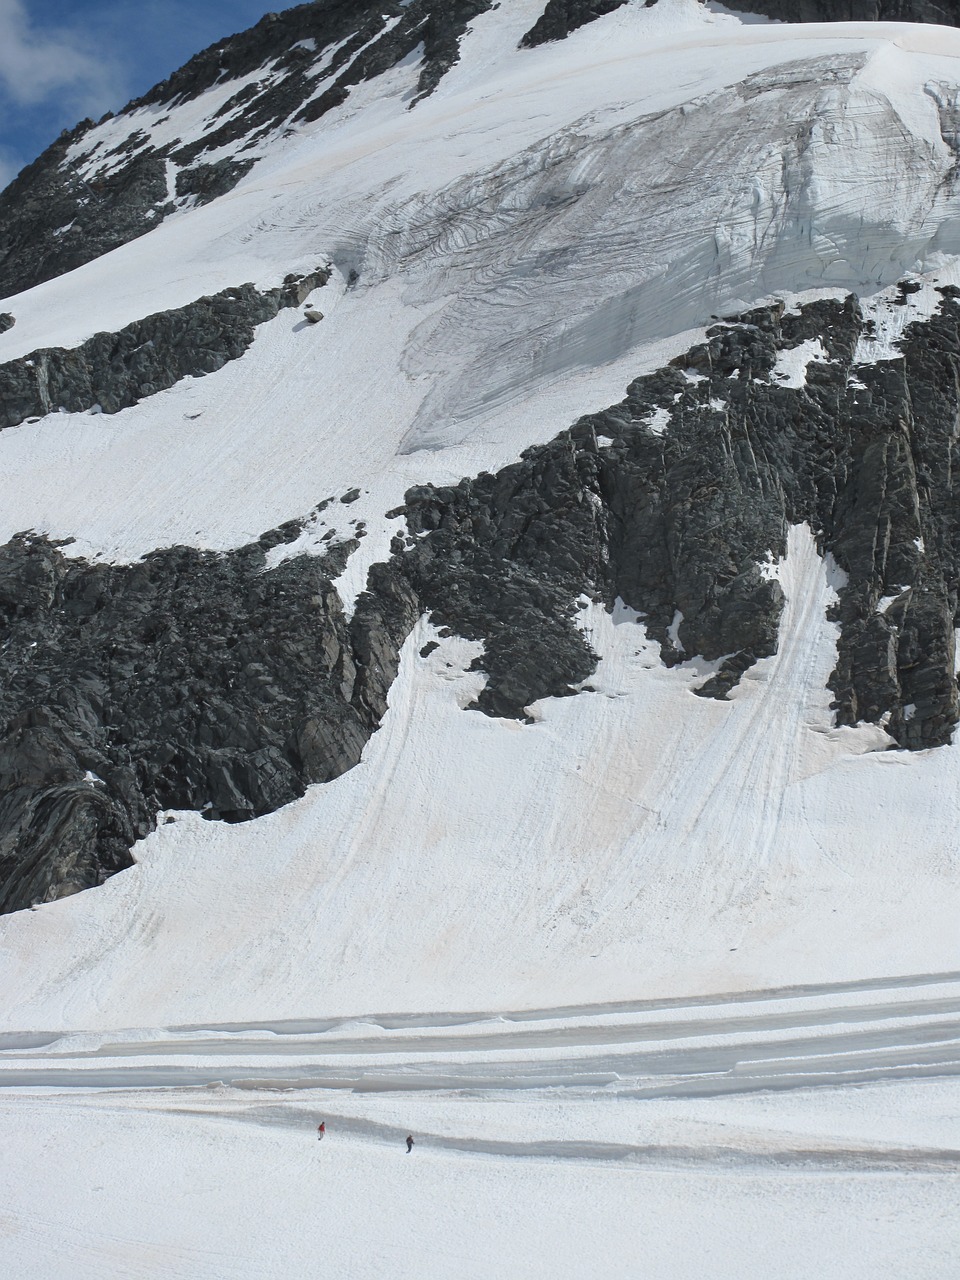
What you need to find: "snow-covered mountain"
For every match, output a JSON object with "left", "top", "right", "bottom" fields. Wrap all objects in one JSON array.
[{"left": 2, "top": 2, "right": 960, "bottom": 1275}]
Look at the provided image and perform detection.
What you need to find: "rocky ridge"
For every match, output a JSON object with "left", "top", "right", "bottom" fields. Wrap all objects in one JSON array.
[
  {"left": 520, "top": 0, "right": 633, "bottom": 47},
  {"left": 0, "top": 268, "right": 329, "bottom": 430},
  {"left": 2, "top": 287, "right": 960, "bottom": 912},
  {"left": 399, "top": 292, "right": 960, "bottom": 753},
  {"left": 520, "top": 0, "right": 960, "bottom": 43},
  {"left": 724, "top": 0, "right": 960, "bottom": 24},
  {"left": 0, "top": 0, "right": 495, "bottom": 301},
  {"left": 0, "top": 520, "right": 417, "bottom": 914},
  {"left": 4, "top": 0, "right": 960, "bottom": 304}
]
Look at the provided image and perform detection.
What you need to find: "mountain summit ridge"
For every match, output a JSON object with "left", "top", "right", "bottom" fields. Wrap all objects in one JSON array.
[{"left": 4, "top": 0, "right": 960, "bottom": 300}]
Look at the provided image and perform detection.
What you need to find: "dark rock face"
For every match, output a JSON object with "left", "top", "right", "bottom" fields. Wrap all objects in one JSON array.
[
  {"left": 400, "top": 458, "right": 608, "bottom": 720},
  {"left": 521, "top": 0, "right": 630, "bottom": 48},
  {"left": 175, "top": 160, "right": 257, "bottom": 207},
  {"left": 715, "top": 0, "right": 960, "bottom": 22},
  {"left": 0, "top": 1, "right": 493, "bottom": 301},
  {"left": 520, "top": 0, "right": 960, "bottom": 45},
  {"left": 519, "top": 0, "right": 960, "bottom": 46},
  {"left": 0, "top": 313, "right": 14, "bottom": 334},
  {"left": 3, "top": 288, "right": 960, "bottom": 912},
  {"left": 395, "top": 292, "right": 960, "bottom": 753},
  {"left": 135, "top": 0, "right": 490, "bottom": 124},
  {"left": 0, "top": 134, "right": 171, "bottom": 304},
  {"left": 0, "top": 269, "right": 328, "bottom": 430},
  {"left": 0, "top": 525, "right": 418, "bottom": 915}
]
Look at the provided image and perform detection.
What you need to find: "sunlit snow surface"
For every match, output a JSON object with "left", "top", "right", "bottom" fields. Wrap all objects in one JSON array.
[
  {"left": 5, "top": 2, "right": 960, "bottom": 560},
  {"left": 2, "top": 1, "right": 960, "bottom": 1275}
]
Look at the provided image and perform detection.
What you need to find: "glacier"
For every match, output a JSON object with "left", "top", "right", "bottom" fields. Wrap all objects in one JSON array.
[{"left": 1, "top": 0, "right": 960, "bottom": 1276}]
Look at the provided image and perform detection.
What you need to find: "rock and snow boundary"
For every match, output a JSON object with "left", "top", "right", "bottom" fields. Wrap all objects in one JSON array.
[
  {"left": 1, "top": 3, "right": 960, "bottom": 1274},
  {"left": 0, "top": 0, "right": 957, "bottom": 1020}
]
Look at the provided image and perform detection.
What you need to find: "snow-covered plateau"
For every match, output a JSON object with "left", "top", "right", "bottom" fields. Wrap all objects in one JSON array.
[{"left": 1, "top": 0, "right": 960, "bottom": 1275}]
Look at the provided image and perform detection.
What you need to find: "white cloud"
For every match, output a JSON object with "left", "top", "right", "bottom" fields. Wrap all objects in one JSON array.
[{"left": 0, "top": 0, "right": 123, "bottom": 116}]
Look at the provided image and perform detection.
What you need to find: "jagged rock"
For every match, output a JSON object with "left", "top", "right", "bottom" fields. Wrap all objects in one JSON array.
[
  {"left": 0, "top": 131, "right": 172, "bottom": 303},
  {"left": 520, "top": 0, "right": 960, "bottom": 46},
  {"left": 0, "top": 268, "right": 329, "bottom": 430},
  {"left": 4, "top": 287, "right": 960, "bottom": 913},
  {"left": 0, "top": 520, "right": 419, "bottom": 915},
  {"left": 709, "top": 0, "right": 960, "bottom": 23},
  {"left": 0, "top": 2, "right": 494, "bottom": 300},
  {"left": 391, "top": 291, "right": 960, "bottom": 753},
  {"left": 521, "top": 0, "right": 630, "bottom": 48},
  {"left": 175, "top": 159, "right": 256, "bottom": 206},
  {"left": 0, "top": 313, "right": 14, "bottom": 334},
  {"left": 401, "top": 451, "right": 607, "bottom": 718}
]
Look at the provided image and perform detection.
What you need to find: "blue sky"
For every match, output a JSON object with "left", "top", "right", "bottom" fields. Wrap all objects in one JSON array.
[{"left": 0, "top": 0, "right": 274, "bottom": 188}]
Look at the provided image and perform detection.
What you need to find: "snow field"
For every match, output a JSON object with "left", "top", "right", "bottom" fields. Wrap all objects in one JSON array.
[
  {"left": 2, "top": 4, "right": 960, "bottom": 1274},
  {"left": 1, "top": 527, "right": 957, "bottom": 1032},
  {"left": 1, "top": 1077, "right": 958, "bottom": 1280}
]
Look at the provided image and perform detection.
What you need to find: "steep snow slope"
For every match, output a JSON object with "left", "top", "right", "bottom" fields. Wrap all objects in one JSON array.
[
  {"left": 1, "top": 524, "right": 955, "bottom": 1029},
  {"left": 0, "top": 0, "right": 959, "bottom": 1010},
  {"left": 3, "top": 2, "right": 960, "bottom": 1276},
  {"left": 2, "top": 6, "right": 960, "bottom": 557}
]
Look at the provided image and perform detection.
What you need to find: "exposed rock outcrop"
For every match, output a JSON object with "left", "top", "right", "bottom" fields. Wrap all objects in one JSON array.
[
  {"left": 716, "top": 0, "right": 960, "bottom": 24},
  {"left": 0, "top": 269, "right": 329, "bottom": 430},
  {"left": 0, "top": 132, "right": 170, "bottom": 304},
  {"left": 175, "top": 160, "right": 257, "bottom": 207},
  {"left": 520, "top": 0, "right": 960, "bottom": 46},
  {"left": 0, "top": 522, "right": 418, "bottom": 914},
  {"left": 0, "top": 1, "right": 494, "bottom": 301},
  {"left": 521, "top": 0, "right": 631, "bottom": 48},
  {"left": 3, "top": 287, "right": 960, "bottom": 912},
  {"left": 394, "top": 291, "right": 960, "bottom": 751}
]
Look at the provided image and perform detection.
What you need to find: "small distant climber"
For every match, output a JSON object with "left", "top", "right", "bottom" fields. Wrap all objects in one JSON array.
[
  {"left": 317, "top": 1121, "right": 326, "bottom": 1141},
  {"left": 303, "top": 306, "right": 324, "bottom": 324},
  {"left": 405, "top": 1134, "right": 414, "bottom": 1153}
]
